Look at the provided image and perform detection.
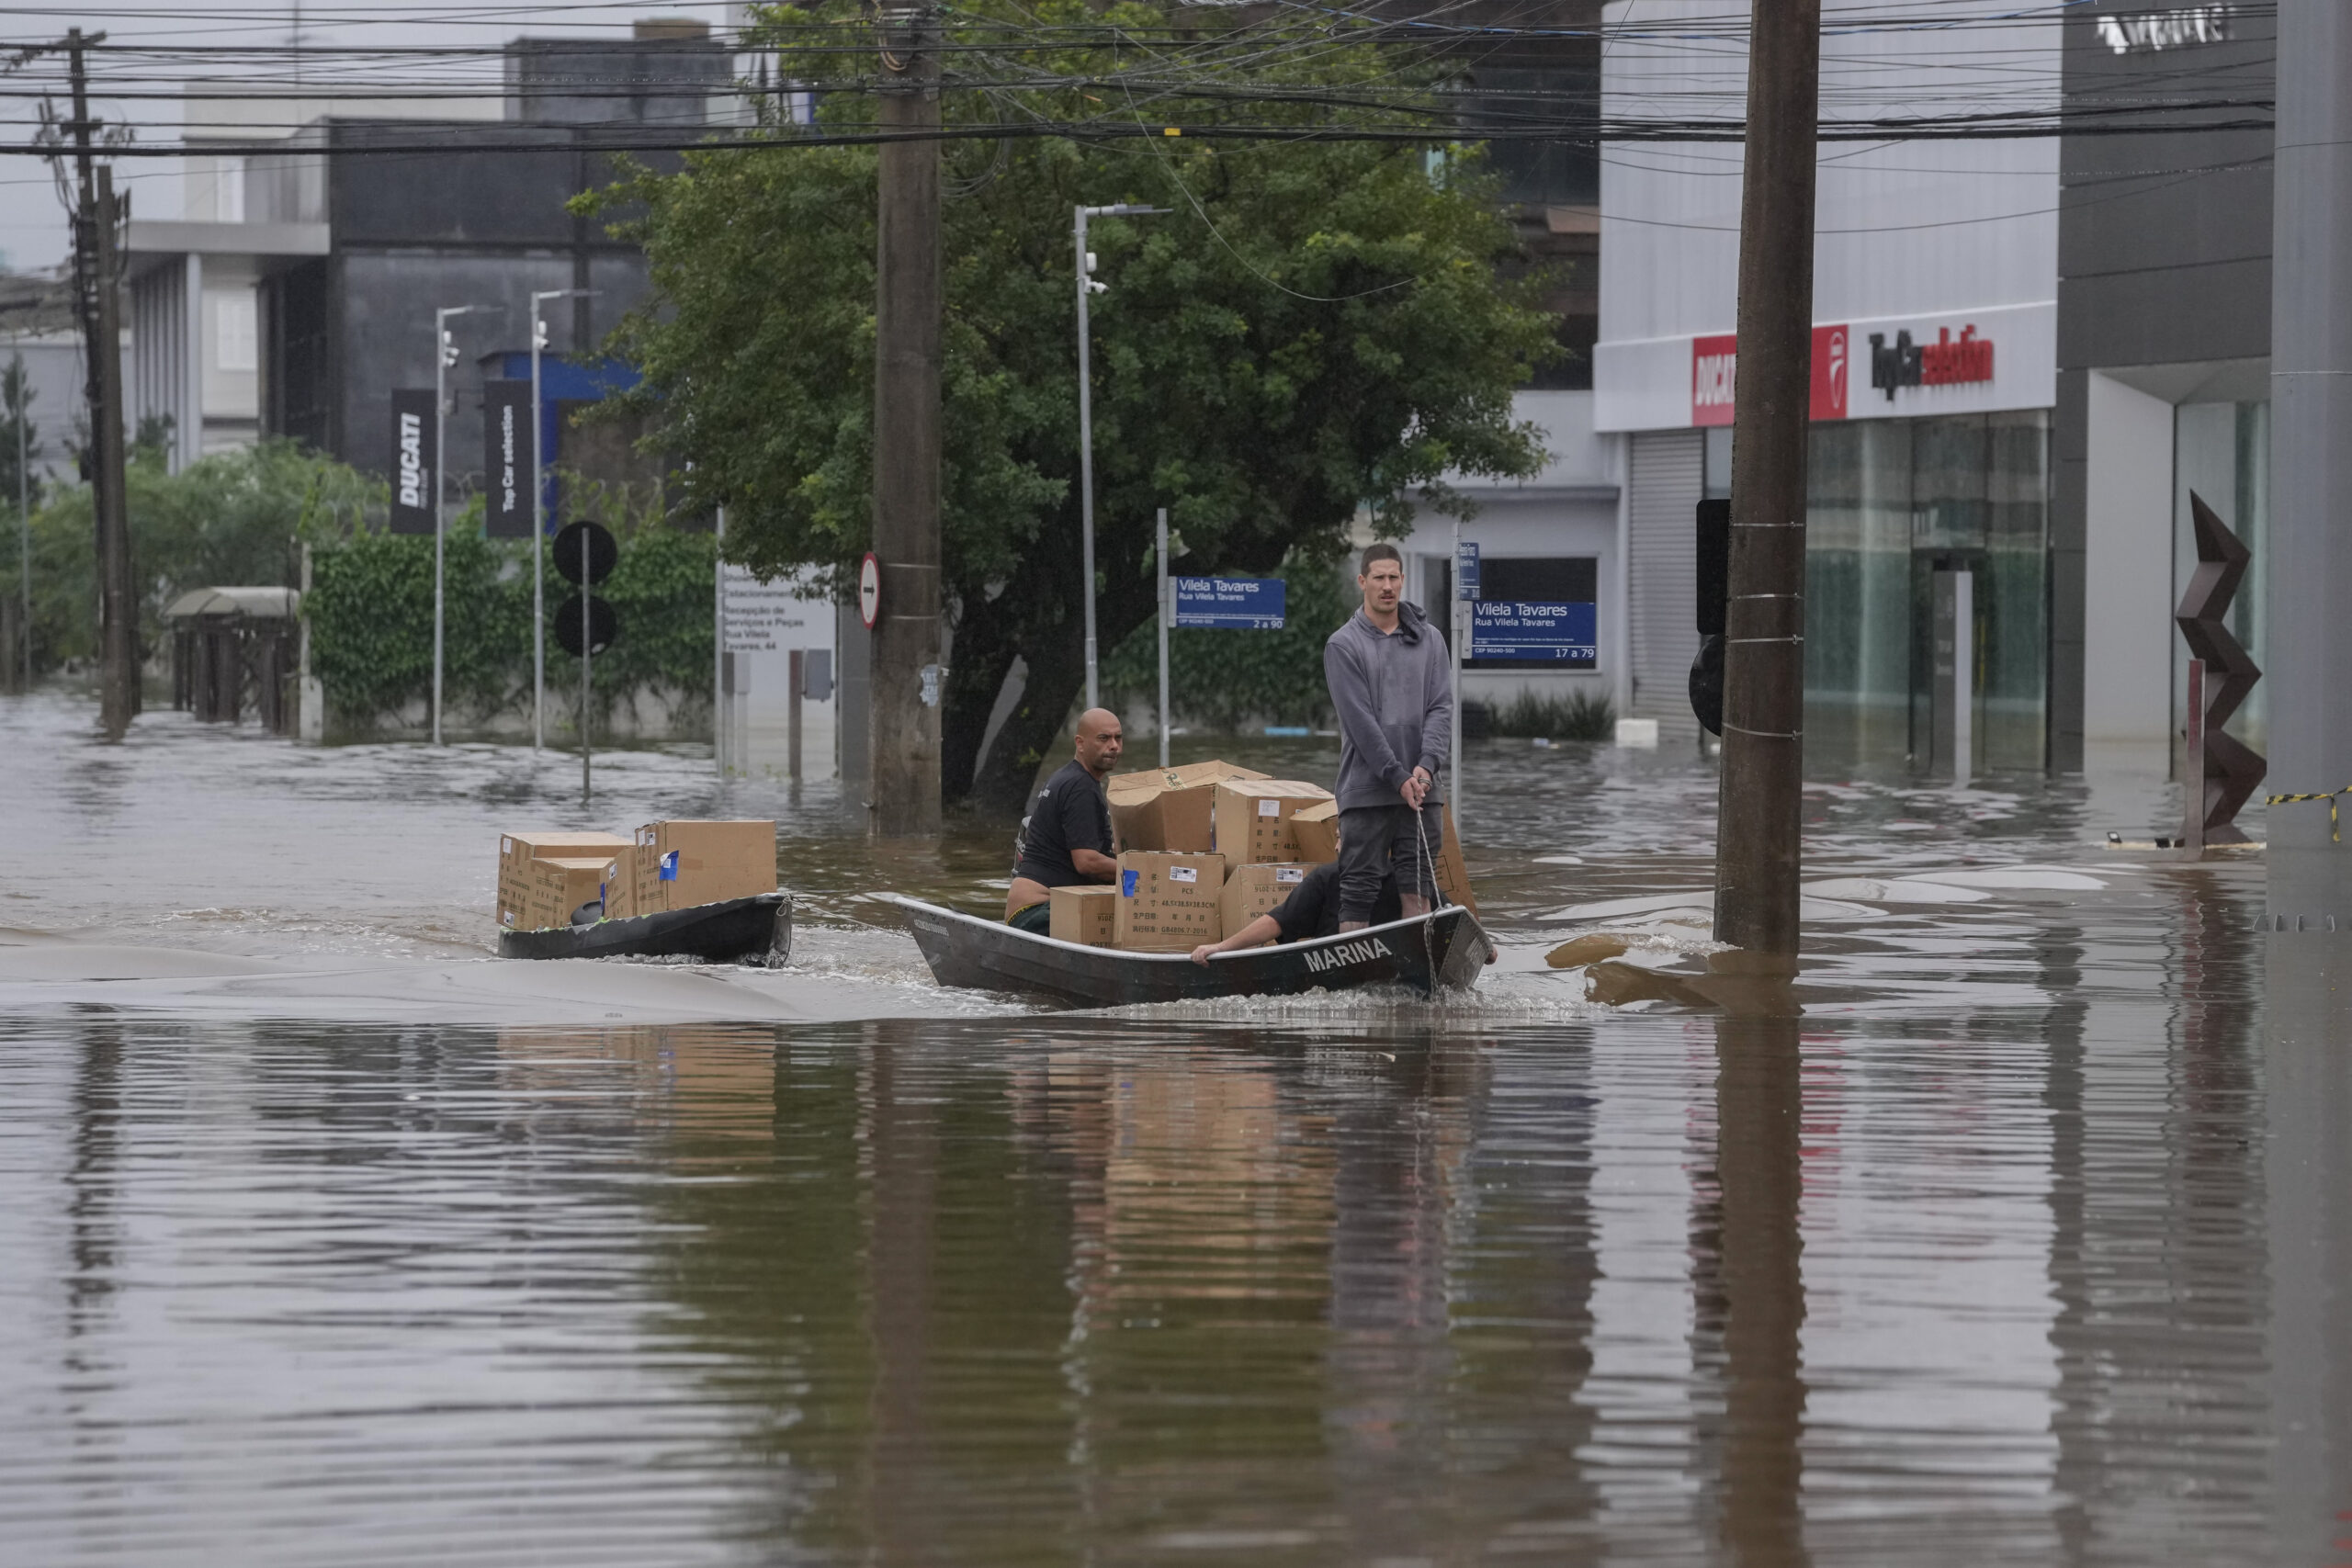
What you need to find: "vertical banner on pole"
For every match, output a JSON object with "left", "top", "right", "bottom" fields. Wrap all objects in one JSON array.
[
  {"left": 389, "top": 389, "right": 436, "bottom": 534},
  {"left": 481, "top": 380, "right": 533, "bottom": 537}
]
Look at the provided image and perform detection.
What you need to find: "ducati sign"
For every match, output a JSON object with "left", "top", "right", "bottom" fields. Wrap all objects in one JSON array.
[{"left": 1690, "top": 325, "right": 1850, "bottom": 426}]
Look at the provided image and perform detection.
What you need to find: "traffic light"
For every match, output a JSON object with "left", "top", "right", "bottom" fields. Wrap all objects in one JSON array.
[{"left": 1690, "top": 498, "right": 1728, "bottom": 736}]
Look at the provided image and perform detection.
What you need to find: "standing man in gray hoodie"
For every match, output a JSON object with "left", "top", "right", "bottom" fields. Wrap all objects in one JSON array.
[{"left": 1323, "top": 542, "right": 1453, "bottom": 931}]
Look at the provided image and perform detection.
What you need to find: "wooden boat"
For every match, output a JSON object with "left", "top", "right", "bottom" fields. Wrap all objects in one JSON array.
[
  {"left": 497, "top": 892, "right": 793, "bottom": 963},
  {"left": 888, "top": 895, "right": 1492, "bottom": 1009}
]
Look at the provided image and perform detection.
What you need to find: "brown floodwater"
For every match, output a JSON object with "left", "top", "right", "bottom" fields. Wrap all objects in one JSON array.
[{"left": 1, "top": 688, "right": 2346, "bottom": 1564}]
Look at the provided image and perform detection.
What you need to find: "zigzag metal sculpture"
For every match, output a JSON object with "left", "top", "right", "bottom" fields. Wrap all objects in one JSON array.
[{"left": 2174, "top": 491, "right": 2266, "bottom": 844}]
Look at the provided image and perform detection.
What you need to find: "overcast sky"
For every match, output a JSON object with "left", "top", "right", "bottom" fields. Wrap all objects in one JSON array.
[{"left": 0, "top": 0, "right": 739, "bottom": 274}]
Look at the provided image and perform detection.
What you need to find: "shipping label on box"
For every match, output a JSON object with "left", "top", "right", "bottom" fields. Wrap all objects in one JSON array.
[
  {"left": 1289, "top": 798, "right": 1339, "bottom": 863},
  {"left": 631, "top": 819, "right": 778, "bottom": 914},
  {"left": 1106, "top": 761, "right": 1268, "bottom": 852},
  {"left": 1211, "top": 778, "right": 1333, "bottom": 863},
  {"left": 1219, "top": 862, "right": 1313, "bottom": 941},
  {"left": 1113, "top": 851, "right": 1226, "bottom": 950},
  {"left": 1049, "top": 883, "right": 1118, "bottom": 947}
]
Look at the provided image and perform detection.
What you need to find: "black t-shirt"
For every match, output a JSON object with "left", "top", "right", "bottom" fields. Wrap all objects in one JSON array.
[
  {"left": 1269, "top": 861, "right": 1401, "bottom": 942},
  {"left": 1015, "top": 759, "right": 1113, "bottom": 887}
]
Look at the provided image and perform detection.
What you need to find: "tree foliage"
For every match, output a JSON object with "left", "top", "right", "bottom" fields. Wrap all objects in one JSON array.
[{"left": 591, "top": 0, "right": 1557, "bottom": 807}]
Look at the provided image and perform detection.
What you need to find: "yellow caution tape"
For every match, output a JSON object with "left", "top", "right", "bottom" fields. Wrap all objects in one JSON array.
[{"left": 2265, "top": 784, "right": 2352, "bottom": 842}]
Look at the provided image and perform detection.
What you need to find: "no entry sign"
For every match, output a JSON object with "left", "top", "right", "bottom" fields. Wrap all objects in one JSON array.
[{"left": 858, "top": 552, "right": 882, "bottom": 629}]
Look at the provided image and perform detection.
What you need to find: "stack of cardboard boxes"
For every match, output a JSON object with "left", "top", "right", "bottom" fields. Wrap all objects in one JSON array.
[
  {"left": 497, "top": 819, "right": 778, "bottom": 931},
  {"left": 1045, "top": 761, "right": 1476, "bottom": 953}
]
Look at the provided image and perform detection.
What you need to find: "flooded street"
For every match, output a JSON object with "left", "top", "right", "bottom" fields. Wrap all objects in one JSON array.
[{"left": 2, "top": 690, "right": 2346, "bottom": 1564}]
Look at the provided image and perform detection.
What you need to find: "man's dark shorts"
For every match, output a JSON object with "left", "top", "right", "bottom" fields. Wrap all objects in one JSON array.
[
  {"left": 1009, "top": 901, "right": 1053, "bottom": 936},
  {"left": 1335, "top": 800, "right": 1443, "bottom": 922}
]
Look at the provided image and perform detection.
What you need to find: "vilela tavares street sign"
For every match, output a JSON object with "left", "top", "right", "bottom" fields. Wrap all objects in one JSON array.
[
  {"left": 1173, "top": 576, "right": 1285, "bottom": 630},
  {"left": 1470, "top": 600, "right": 1598, "bottom": 660}
]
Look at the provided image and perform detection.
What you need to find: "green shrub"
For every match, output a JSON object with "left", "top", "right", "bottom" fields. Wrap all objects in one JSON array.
[{"left": 1479, "top": 688, "right": 1616, "bottom": 740}]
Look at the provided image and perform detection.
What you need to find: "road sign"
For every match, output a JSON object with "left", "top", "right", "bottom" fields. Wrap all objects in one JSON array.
[
  {"left": 554, "top": 593, "right": 617, "bottom": 657},
  {"left": 1470, "top": 600, "right": 1597, "bottom": 661},
  {"left": 553, "top": 520, "right": 616, "bottom": 585},
  {"left": 858, "top": 552, "right": 881, "bottom": 628},
  {"left": 1455, "top": 539, "right": 1479, "bottom": 599},
  {"left": 1172, "top": 576, "right": 1284, "bottom": 630}
]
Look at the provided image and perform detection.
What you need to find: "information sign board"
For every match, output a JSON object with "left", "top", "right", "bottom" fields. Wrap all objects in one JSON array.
[
  {"left": 1470, "top": 600, "right": 1598, "bottom": 661},
  {"left": 1173, "top": 576, "right": 1285, "bottom": 630},
  {"left": 1455, "top": 540, "right": 1479, "bottom": 600}
]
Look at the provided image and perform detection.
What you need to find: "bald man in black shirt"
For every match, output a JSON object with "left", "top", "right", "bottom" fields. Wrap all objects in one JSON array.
[{"left": 1006, "top": 708, "right": 1125, "bottom": 933}]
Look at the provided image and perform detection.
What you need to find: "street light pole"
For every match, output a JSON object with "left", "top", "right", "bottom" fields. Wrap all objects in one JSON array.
[
  {"left": 433, "top": 302, "right": 492, "bottom": 746},
  {"left": 1074, "top": 202, "right": 1169, "bottom": 711},
  {"left": 529, "top": 288, "right": 595, "bottom": 753}
]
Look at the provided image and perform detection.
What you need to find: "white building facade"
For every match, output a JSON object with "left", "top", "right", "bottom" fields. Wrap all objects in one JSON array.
[{"left": 1595, "top": 0, "right": 2063, "bottom": 766}]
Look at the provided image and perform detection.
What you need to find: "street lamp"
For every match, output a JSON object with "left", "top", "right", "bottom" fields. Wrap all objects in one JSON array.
[
  {"left": 1074, "top": 202, "right": 1170, "bottom": 710},
  {"left": 529, "top": 288, "right": 597, "bottom": 752},
  {"left": 433, "top": 302, "right": 498, "bottom": 746}
]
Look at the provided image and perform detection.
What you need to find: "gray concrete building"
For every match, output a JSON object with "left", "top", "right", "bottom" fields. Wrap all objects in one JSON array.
[
  {"left": 123, "top": 22, "right": 730, "bottom": 486},
  {"left": 2054, "top": 0, "right": 2275, "bottom": 775}
]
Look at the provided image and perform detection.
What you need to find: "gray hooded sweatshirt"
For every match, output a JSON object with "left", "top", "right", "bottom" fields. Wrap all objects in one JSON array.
[{"left": 1324, "top": 600, "right": 1453, "bottom": 810}]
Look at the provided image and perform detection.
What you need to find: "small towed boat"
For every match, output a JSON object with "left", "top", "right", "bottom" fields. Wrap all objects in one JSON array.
[
  {"left": 888, "top": 895, "right": 1492, "bottom": 1009},
  {"left": 497, "top": 892, "right": 793, "bottom": 964}
]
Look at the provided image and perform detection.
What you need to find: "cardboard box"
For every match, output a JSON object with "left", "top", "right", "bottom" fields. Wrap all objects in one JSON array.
[
  {"left": 1219, "top": 861, "right": 1314, "bottom": 941},
  {"left": 1277, "top": 801, "right": 1475, "bottom": 912},
  {"left": 1049, "top": 883, "right": 1118, "bottom": 947},
  {"left": 496, "top": 829, "right": 632, "bottom": 918},
  {"left": 632, "top": 819, "right": 778, "bottom": 914},
  {"left": 1112, "top": 851, "right": 1226, "bottom": 951},
  {"left": 505, "top": 855, "right": 630, "bottom": 931},
  {"left": 1212, "top": 778, "right": 1333, "bottom": 863},
  {"left": 1106, "top": 761, "right": 1268, "bottom": 852},
  {"left": 1289, "top": 799, "right": 1339, "bottom": 863}
]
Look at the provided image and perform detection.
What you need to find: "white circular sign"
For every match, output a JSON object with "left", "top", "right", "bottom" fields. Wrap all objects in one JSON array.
[{"left": 858, "top": 552, "right": 882, "bottom": 629}]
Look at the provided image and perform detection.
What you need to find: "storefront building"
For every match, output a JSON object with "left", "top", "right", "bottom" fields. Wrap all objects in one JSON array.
[
  {"left": 2057, "top": 1, "right": 2273, "bottom": 773},
  {"left": 1596, "top": 0, "right": 2063, "bottom": 769}
]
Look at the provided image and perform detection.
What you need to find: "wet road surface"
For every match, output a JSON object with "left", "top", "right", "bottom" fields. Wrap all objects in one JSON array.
[{"left": 1, "top": 690, "right": 2345, "bottom": 1564}]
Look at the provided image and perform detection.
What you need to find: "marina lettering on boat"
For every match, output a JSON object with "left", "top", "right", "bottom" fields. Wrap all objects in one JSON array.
[
  {"left": 398, "top": 412, "right": 427, "bottom": 508},
  {"left": 1304, "top": 935, "right": 1393, "bottom": 974}
]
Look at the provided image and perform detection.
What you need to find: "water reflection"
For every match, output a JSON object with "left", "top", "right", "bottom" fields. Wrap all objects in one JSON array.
[{"left": 2, "top": 923, "right": 2348, "bottom": 1563}]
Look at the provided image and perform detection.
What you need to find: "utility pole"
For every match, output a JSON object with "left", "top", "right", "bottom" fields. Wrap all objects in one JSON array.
[
  {"left": 1711, "top": 1, "right": 1820, "bottom": 967},
  {"left": 65, "top": 29, "right": 134, "bottom": 739},
  {"left": 868, "top": 0, "right": 943, "bottom": 837},
  {"left": 2267, "top": 1, "right": 2352, "bottom": 925}
]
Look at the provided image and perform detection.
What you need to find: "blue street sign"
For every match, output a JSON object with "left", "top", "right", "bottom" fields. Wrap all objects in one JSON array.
[
  {"left": 1470, "top": 600, "right": 1598, "bottom": 660},
  {"left": 1455, "top": 540, "right": 1479, "bottom": 600},
  {"left": 1173, "top": 576, "right": 1285, "bottom": 630}
]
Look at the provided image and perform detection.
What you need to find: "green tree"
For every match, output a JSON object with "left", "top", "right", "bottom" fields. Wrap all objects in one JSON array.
[
  {"left": 592, "top": 0, "right": 1556, "bottom": 808},
  {"left": 1, "top": 354, "right": 42, "bottom": 519}
]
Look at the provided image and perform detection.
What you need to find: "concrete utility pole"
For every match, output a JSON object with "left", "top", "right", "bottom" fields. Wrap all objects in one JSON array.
[
  {"left": 65, "top": 31, "right": 136, "bottom": 739},
  {"left": 2267, "top": 1, "right": 2352, "bottom": 924},
  {"left": 867, "top": 0, "right": 944, "bottom": 837},
  {"left": 1711, "top": 0, "right": 1820, "bottom": 966}
]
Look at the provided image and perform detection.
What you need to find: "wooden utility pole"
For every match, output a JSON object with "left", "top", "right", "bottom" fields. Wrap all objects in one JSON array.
[
  {"left": 65, "top": 30, "right": 136, "bottom": 739},
  {"left": 867, "top": 2, "right": 944, "bottom": 836},
  {"left": 1713, "top": 1, "right": 1820, "bottom": 965}
]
